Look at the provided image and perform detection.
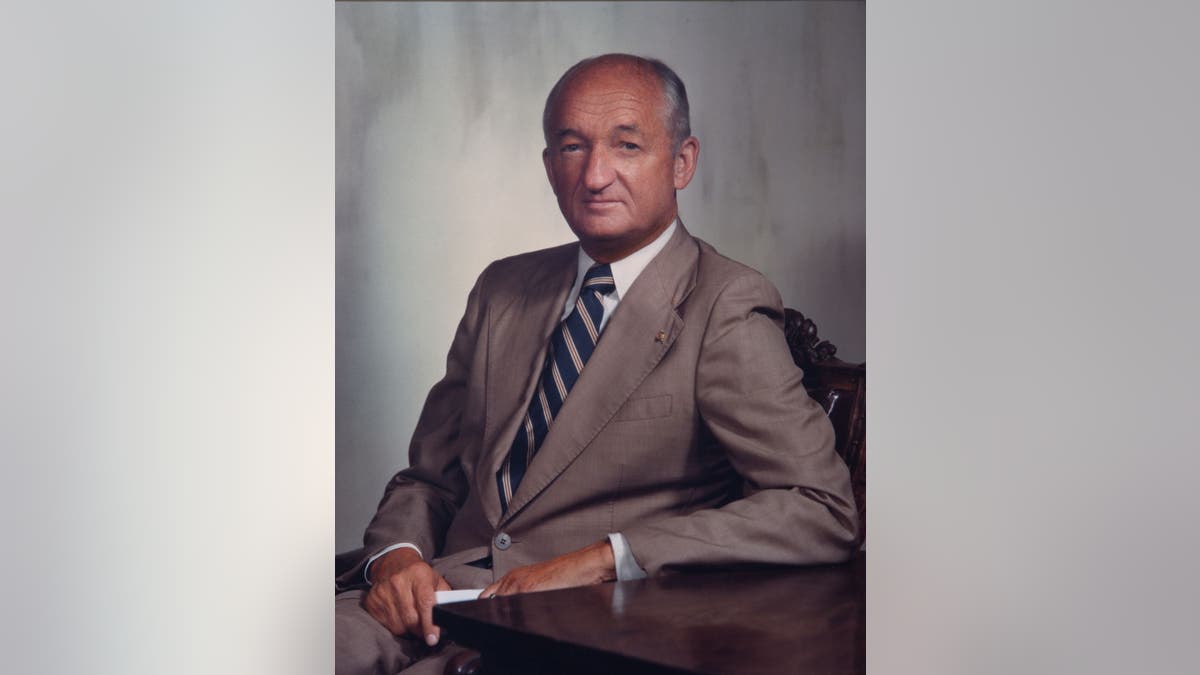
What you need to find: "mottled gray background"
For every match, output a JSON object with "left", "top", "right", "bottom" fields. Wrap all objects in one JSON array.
[{"left": 336, "top": 1, "right": 866, "bottom": 551}]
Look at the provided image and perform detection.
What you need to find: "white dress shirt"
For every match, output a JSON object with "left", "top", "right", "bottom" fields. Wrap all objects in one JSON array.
[{"left": 365, "top": 220, "right": 678, "bottom": 584}]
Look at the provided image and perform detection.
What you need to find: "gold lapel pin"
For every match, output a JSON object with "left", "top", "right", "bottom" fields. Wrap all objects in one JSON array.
[{"left": 655, "top": 330, "right": 667, "bottom": 343}]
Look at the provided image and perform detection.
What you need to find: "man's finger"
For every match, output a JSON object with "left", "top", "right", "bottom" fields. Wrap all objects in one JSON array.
[
  {"left": 397, "top": 584, "right": 423, "bottom": 637},
  {"left": 480, "top": 580, "right": 499, "bottom": 599},
  {"left": 365, "top": 586, "right": 405, "bottom": 636},
  {"left": 435, "top": 575, "right": 451, "bottom": 592},
  {"left": 414, "top": 582, "right": 440, "bottom": 646},
  {"left": 491, "top": 575, "right": 517, "bottom": 597},
  {"left": 362, "top": 590, "right": 384, "bottom": 627}
]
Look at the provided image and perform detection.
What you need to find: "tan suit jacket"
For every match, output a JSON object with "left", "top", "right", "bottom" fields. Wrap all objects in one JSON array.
[{"left": 338, "top": 224, "right": 858, "bottom": 591}]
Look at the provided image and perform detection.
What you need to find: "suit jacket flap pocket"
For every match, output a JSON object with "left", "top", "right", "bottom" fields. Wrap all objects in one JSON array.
[{"left": 613, "top": 394, "right": 672, "bottom": 422}]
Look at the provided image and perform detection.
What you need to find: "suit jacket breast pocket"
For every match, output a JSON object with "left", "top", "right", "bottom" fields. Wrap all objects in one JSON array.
[{"left": 613, "top": 394, "right": 673, "bottom": 422}]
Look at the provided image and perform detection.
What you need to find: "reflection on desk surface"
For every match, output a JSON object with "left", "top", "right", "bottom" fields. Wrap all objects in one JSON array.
[{"left": 435, "top": 553, "right": 864, "bottom": 675}]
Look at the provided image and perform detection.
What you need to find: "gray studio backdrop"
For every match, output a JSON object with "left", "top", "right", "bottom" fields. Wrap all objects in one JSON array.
[{"left": 336, "top": 1, "right": 864, "bottom": 552}]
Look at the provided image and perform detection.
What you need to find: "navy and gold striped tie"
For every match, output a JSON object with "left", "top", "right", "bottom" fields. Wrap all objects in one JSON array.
[{"left": 497, "top": 263, "right": 616, "bottom": 512}]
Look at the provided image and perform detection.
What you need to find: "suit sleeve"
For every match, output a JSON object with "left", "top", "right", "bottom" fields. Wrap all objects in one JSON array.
[
  {"left": 336, "top": 266, "right": 489, "bottom": 588},
  {"left": 620, "top": 272, "right": 860, "bottom": 575}
]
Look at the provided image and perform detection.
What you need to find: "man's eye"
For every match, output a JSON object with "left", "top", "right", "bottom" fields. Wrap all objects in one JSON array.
[
  {"left": 561, "top": 144, "right": 581, "bottom": 153},
  {"left": 621, "top": 142, "right": 639, "bottom": 151}
]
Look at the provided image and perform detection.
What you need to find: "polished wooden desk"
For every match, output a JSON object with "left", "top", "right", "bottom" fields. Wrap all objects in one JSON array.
[{"left": 434, "top": 552, "right": 864, "bottom": 675}]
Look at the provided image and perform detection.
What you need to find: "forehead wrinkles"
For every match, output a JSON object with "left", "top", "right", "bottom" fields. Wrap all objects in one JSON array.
[{"left": 556, "top": 83, "right": 666, "bottom": 134}]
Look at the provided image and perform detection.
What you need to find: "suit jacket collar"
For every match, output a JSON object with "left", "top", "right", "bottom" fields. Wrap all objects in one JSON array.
[{"left": 484, "top": 222, "right": 701, "bottom": 527}]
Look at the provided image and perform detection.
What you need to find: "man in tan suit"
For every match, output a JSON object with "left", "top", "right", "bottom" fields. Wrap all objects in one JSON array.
[{"left": 336, "top": 53, "right": 859, "bottom": 674}]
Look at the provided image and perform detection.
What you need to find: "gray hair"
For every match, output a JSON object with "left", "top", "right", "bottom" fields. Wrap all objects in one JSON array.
[{"left": 542, "top": 54, "right": 692, "bottom": 152}]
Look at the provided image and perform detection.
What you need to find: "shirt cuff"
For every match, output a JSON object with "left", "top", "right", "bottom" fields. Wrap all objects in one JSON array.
[
  {"left": 364, "top": 543, "right": 423, "bottom": 585},
  {"left": 607, "top": 533, "right": 648, "bottom": 581}
]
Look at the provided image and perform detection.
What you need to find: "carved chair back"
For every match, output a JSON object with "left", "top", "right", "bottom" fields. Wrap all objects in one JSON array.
[{"left": 784, "top": 309, "right": 866, "bottom": 543}]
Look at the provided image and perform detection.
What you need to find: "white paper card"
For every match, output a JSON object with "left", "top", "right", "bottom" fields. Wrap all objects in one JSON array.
[{"left": 435, "top": 589, "right": 485, "bottom": 605}]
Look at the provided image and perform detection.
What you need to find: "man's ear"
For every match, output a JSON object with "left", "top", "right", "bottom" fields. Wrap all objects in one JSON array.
[
  {"left": 542, "top": 147, "right": 554, "bottom": 186},
  {"left": 673, "top": 136, "right": 700, "bottom": 190}
]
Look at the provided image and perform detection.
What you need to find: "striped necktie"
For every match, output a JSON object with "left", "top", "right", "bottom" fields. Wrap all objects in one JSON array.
[{"left": 497, "top": 263, "right": 616, "bottom": 512}]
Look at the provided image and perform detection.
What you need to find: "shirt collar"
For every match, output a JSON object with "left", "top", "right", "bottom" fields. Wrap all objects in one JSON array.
[{"left": 575, "top": 219, "right": 678, "bottom": 300}]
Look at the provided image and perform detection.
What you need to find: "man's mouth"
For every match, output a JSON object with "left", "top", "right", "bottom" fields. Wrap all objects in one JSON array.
[{"left": 583, "top": 200, "right": 621, "bottom": 209}]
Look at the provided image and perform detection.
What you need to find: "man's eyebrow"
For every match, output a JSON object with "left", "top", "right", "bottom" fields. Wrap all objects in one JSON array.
[
  {"left": 615, "top": 124, "right": 642, "bottom": 135},
  {"left": 554, "top": 128, "right": 582, "bottom": 140}
]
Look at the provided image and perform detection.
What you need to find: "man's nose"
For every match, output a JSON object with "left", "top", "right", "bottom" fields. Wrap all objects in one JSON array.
[{"left": 583, "top": 147, "right": 615, "bottom": 191}]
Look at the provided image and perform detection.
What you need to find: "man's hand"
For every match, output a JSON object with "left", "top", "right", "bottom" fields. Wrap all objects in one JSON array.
[
  {"left": 362, "top": 548, "right": 451, "bottom": 646},
  {"left": 481, "top": 539, "right": 616, "bottom": 598}
]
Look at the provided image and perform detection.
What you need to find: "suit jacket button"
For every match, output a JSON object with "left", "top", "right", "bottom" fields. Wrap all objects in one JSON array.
[{"left": 494, "top": 532, "right": 512, "bottom": 550}]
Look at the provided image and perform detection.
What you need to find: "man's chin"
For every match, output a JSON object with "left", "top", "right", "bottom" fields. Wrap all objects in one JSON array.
[{"left": 566, "top": 218, "right": 630, "bottom": 243}]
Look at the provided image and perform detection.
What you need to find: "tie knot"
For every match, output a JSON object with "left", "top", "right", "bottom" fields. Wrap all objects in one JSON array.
[{"left": 582, "top": 264, "right": 616, "bottom": 296}]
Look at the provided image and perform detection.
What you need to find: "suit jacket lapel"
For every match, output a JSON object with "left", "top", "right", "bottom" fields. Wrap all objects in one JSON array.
[
  {"left": 476, "top": 244, "right": 578, "bottom": 527},
  {"left": 499, "top": 224, "right": 700, "bottom": 525}
]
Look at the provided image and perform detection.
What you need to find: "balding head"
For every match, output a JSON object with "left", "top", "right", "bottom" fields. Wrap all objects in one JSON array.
[{"left": 543, "top": 54, "right": 691, "bottom": 152}]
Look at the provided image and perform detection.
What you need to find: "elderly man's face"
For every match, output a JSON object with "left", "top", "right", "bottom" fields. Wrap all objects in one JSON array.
[{"left": 543, "top": 63, "right": 698, "bottom": 263}]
